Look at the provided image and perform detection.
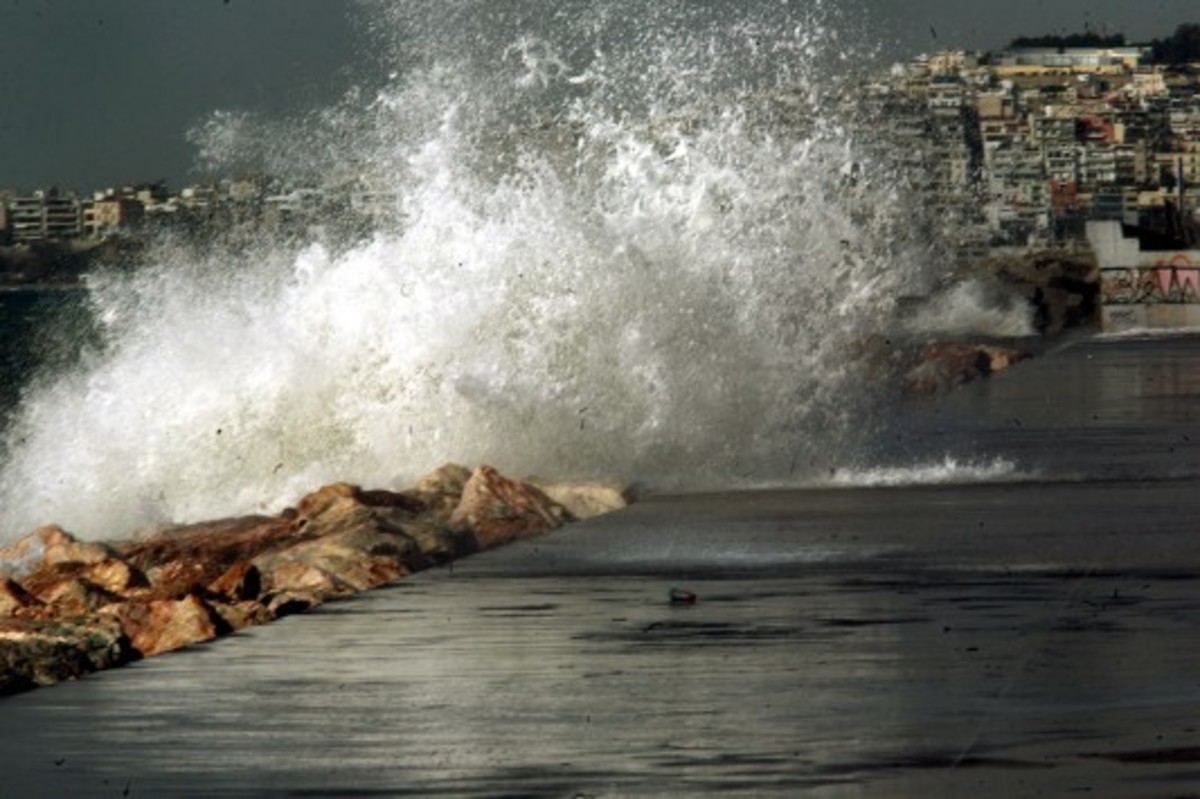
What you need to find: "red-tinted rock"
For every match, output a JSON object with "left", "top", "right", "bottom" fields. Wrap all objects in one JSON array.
[
  {"left": 110, "top": 596, "right": 221, "bottom": 657},
  {"left": 0, "top": 464, "right": 624, "bottom": 696},
  {"left": 120, "top": 515, "right": 301, "bottom": 599},
  {"left": 450, "top": 466, "right": 569, "bottom": 550}
]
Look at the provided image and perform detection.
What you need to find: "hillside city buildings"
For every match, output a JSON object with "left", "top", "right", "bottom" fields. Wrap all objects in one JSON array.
[
  {"left": 868, "top": 44, "right": 1200, "bottom": 254},
  {"left": 1, "top": 44, "right": 1198, "bottom": 260}
]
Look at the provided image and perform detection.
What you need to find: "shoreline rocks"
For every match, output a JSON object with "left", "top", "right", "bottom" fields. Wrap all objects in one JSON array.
[
  {"left": 0, "top": 464, "right": 627, "bottom": 697},
  {"left": 902, "top": 341, "right": 1033, "bottom": 397}
]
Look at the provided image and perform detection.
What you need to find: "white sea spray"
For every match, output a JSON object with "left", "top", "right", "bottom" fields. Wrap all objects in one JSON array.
[{"left": 0, "top": 0, "right": 975, "bottom": 540}]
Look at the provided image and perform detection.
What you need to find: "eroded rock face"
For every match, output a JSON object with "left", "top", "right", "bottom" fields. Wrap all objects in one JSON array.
[
  {"left": 109, "top": 596, "right": 221, "bottom": 658},
  {"left": 0, "top": 465, "right": 624, "bottom": 697},
  {"left": 450, "top": 466, "right": 571, "bottom": 550}
]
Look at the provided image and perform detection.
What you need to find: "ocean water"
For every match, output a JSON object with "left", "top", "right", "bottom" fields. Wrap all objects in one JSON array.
[
  {"left": 0, "top": 335, "right": 1198, "bottom": 797},
  {"left": 0, "top": 288, "right": 92, "bottom": 429}
]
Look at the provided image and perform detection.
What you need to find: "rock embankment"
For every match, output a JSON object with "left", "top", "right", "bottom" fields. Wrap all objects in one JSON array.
[{"left": 0, "top": 464, "right": 628, "bottom": 697}]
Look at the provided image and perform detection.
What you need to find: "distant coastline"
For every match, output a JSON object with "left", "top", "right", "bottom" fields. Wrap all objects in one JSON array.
[{"left": 0, "top": 239, "right": 138, "bottom": 289}]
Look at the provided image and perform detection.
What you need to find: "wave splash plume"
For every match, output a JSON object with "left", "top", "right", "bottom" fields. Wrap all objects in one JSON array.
[{"left": 1, "top": 0, "right": 955, "bottom": 540}]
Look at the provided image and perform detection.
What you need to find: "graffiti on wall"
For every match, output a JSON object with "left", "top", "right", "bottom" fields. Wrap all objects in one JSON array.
[{"left": 1101, "top": 254, "right": 1200, "bottom": 305}]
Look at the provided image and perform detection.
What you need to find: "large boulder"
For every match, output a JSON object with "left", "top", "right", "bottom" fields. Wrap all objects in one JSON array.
[
  {"left": 253, "top": 485, "right": 462, "bottom": 598},
  {"left": 450, "top": 466, "right": 570, "bottom": 550},
  {"left": 109, "top": 596, "right": 222, "bottom": 658},
  {"left": 120, "top": 515, "right": 301, "bottom": 599}
]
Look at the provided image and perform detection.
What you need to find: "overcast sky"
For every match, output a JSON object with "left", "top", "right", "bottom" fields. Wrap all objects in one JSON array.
[{"left": 0, "top": 0, "right": 1195, "bottom": 192}]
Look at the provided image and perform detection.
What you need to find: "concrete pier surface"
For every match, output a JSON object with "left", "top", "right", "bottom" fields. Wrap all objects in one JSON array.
[{"left": 1, "top": 334, "right": 1199, "bottom": 797}]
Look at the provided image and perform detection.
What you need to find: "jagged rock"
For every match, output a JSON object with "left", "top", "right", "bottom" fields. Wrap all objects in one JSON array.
[
  {"left": 414, "top": 463, "right": 473, "bottom": 496},
  {"left": 0, "top": 525, "right": 115, "bottom": 576},
  {"left": 38, "top": 578, "right": 124, "bottom": 615},
  {"left": 0, "top": 579, "right": 41, "bottom": 616},
  {"left": 110, "top": 596, "right": 221, "bottom": 657},
  {"left": 450, "top": 466, "right": 570, "bottom": 550},
  {"left": 0, "top": 464, "right": 626, "bottom": 697},
  {"left": 209, "top": 600, "right": 272, "bottom": 632},
  {"left": 211, "top": 599, "right": 276, "bottom": 633},
  {"left": 254, "top": 522, "right": 419, "bottom": 595},
  {"left": 259, "top": 561, "right": 357, "bottom": 598},
  {"left": 121, "top": 515, "right": 300, "bottom": 599},
  {"left": 527, "top": 480, "right": 630, "bottom": 520},
  {"left": 81, "top": 558, "right": 148, "bottom": 595},
  {"left": 206, "top": 562, "right": 262, "bottom": 602},
  {"left": 294, "top": 482, "right": 424, "bottom": 520}
]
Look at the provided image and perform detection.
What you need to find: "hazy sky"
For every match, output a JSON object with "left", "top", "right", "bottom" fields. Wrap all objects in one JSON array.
[{"left": 0, "top": 0, "right": 1195, "bottom": 192}]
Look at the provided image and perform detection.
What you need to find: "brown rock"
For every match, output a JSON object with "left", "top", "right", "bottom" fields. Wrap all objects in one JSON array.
[
  {"left": 295, "top": 483, "right": 359, "bottom": 519},
  {"left": 0, "top": 579, "right": 41, "bottom": 616},
  {"left": 254, "top": 524, "right": 418, "bottom": 596},
  {"left": 208, "top": 600, "right": 272, "bottom": 632},
  {"left": 81, "top": 558, "right": 148, "bottom": 595},
  {"left": 206, "top": 562, "right": 262, "bottom": 602},
  {"left": 412, "top": 463, "right": 473, "bottom": 523},
  {"left": 0, "top": 525, "right": 115, "bottom": 575},
  {"left": 110, "top": 596, "right": 221, "bottom": 657},
  {"left": 120, "top": 515, "right": 302, "bottom": 599},
  {"left": 0, "top": 465, "right": 607, "bottom": 696},
  {"left": 261, "top": 561, "right": 355, "bottom": 597},
  {"left": 414, "top": 463, "right": 473, "bottom": 496},
  {"left": 450, "top": 465, "right": 569, "bottom": 550},
  {"left": 254, "top": 482, "right": 465, "bottom": 595},
  {"left": 903, "top": 342, "right": 1032, "bottom": 397},
  {"left": 38, "top": 578, "right": 124, "bottom": 615}
]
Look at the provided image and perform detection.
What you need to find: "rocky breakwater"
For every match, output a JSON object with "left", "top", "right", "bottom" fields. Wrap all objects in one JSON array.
[{"left": 0, "top": 464, "right": 629, "bottom": 697}]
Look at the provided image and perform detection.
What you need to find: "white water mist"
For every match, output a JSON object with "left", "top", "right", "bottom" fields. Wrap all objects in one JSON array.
[{"left": 0, "top": 0, "right": 949, "bottom": 540}]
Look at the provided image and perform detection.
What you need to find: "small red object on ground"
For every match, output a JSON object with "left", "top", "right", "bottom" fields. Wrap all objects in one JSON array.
[{"left": 669, "top": 588, "right": 697, "bottom": 605}]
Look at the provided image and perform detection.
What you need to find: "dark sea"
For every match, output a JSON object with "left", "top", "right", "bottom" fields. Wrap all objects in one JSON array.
[
  {"left": 1, "top": 333, "right": 1199, "bottom": 797},
  {"left": 0, "top": 287, "right": 91, "bottom": 432}
]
